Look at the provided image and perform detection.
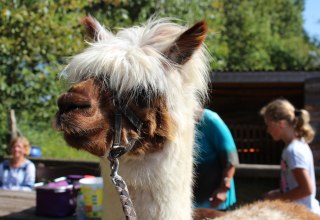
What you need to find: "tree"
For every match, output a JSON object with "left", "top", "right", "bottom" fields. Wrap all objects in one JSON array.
[
  {"left": 0, "top": 0, "right": 85, "bottom": 154},
  {"left": 219, "top": 0, "right": 319, "bottom": 71}
]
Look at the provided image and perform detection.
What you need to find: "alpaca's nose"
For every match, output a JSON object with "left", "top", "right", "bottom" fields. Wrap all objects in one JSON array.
[{"left": 57, "top": 92, "right": 91, "bottom": 113}]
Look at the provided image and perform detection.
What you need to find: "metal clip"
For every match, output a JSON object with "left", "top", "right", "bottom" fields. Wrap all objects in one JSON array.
[
  {"left": 109, "top": 146, "right": 127, "bottom": 159},
  {"left": 109, "top": 158, "right": 119, "bottom": 179}
]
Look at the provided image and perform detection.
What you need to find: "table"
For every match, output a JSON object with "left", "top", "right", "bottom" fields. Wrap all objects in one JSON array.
[{"left": 0, "top": 189, "right": 99, "bottom": 220}]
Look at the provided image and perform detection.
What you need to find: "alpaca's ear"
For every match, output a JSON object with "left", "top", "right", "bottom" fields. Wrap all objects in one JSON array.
[
  {"left": 80, "top": 15, "right": 113, "bottom": 41},
  {"left": 164, "top": 21, "right": 207, "bottom": 65}
]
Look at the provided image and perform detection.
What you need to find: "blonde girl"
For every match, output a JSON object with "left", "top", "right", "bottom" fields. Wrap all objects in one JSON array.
[
  {"left": 260, "top": 99, "right": 320, "bottom": 215},
  {"left": 0, "top": 136, "right": 35, "bottom": 191}
]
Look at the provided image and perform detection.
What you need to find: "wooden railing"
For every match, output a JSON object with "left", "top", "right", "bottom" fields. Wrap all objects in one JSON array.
[{"left": 0, "top": 157, "right": 101, "bottom": 182}]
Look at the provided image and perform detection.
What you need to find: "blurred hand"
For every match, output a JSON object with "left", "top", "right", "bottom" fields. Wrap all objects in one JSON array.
[
  {"left": 262, "top": 189, "right": 281, "bottom": 200},
  {"left": 210, "top": 189, "right": 227, "bottom": 208}
]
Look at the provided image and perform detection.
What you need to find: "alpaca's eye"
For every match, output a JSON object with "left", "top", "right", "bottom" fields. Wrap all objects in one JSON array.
[
  {"left": 136, "top": 89, "right": 153, "bottom": 108},
  {"left": 136, "top": 97, "right": 149, "bottom": 108},
  {"left": 63, "top": 102, "right": 91, "bottom": 112}
]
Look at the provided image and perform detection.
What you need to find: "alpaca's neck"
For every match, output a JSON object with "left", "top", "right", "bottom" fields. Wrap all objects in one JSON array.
[{"left": 100, "top": 124, "right": 195, "bottom": 220}]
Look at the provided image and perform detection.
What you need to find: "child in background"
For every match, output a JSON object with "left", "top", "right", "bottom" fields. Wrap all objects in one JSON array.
[
  {"left": 0, "top": 136, "right": 35, "bottom": 191},
  {"left": 260, "top": 99, "right": 320, "bottom": 215}
]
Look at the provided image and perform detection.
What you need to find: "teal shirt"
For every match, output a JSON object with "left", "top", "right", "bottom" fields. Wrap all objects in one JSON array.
[{"left": 193, "top": 109, "right": 238, "bottom": 210}]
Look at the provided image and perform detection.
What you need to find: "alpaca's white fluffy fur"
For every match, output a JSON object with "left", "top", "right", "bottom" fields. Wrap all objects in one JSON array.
[
  {"left": 61, "top": 18, "right": 209, "bottom": 119},
  {"left": 215, "top": 200, "right": 320, "bottom": 220},
  {"left": 61, "top": 18, "right": 209, "bottom": 220}
]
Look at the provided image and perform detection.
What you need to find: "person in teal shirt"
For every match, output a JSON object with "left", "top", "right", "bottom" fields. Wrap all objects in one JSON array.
[{"left": 193, "top": 108, "right": 239, "bottom": 210}]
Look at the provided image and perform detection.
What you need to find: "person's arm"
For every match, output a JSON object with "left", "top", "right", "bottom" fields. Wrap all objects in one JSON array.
[
  {"left": 220, "top": 164, "right": 236, "bottom": 190},
  {"left": 0, "top": 163, "right": 4, "bottom": 188},
  {"left": 210, "top": 164, "right": 236, "bottom": 207},
  {"left": 264, "top": 168, "right": 313, "bottom": 201}
]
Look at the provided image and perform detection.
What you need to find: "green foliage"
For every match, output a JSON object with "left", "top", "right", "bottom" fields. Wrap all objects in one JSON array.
[
  {"left": 217, "top": 0, "right": 319, "bottom": 71},
  {"left": 0, "top": 0, "right": 319, "bottom": 158},
  {"left": 0, "top": 0, "right": 84, "bottom": 155}
]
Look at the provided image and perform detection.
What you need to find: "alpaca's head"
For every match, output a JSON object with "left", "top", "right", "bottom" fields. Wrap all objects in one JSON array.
[{"left": 54, "top": 16, "right": 209, "bottom": 158}]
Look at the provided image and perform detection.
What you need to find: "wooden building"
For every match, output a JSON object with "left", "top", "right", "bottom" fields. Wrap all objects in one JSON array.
[{"left": 208, "top": 71, "right": 320, "bottom": 165}]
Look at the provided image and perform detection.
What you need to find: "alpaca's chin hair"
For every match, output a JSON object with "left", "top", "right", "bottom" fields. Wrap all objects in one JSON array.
[{"left": 63, "top": 128, "right": 108, "bottom": 157}]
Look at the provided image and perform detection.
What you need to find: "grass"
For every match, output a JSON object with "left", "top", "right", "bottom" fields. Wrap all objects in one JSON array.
[{"left": 19, "top": 121, "right": 97, "bottom": 161}]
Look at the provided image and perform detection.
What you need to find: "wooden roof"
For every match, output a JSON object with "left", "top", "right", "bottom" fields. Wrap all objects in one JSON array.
[{"left": 210, "top": 71, "right": 320, "bottom": 83}]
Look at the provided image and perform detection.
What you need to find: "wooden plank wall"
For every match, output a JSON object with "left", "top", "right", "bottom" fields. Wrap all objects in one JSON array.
[
  {"left": 305, "top": 78, "right": 320, "bottom": 166},
  {"left": 229, "top": 124, "right": 283, "bottom": 164},
  {"left": 207, "top": 82, "right": 304, "bottom": 165}
]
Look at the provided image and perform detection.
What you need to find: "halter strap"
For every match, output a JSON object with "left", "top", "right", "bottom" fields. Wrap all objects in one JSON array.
[
  {"left": 108, "top": 97, "right": 143, "bottom": 159},
  {"left": 114, "top": 97, "right": 143, "bottom": 132}
]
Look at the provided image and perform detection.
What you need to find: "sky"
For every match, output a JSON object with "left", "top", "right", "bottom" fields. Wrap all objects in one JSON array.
[{"left": 303, "top": 0, "right": 320, "bottom": 41}]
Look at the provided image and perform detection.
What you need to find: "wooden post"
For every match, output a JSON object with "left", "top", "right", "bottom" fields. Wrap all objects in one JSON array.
[{"left": 9, "top": 109, "right": 20, "bottom": 141}]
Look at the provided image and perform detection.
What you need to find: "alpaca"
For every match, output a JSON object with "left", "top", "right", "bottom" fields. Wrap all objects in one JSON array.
[
  {"left": 55, "top": 16, "right": 209, "bottom": 220},
  {"left": 214, "top": 200, "right": 320, "bottom": 220},
  {"left": 54, "top": 16, "right": 319, "bottom": 220}
]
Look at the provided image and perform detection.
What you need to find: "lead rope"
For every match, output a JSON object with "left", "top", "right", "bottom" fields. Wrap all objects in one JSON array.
[
  {"left": 108, "top": 157, "right": 137, "bottom": 220},
  {"left": 106, "top": 98, "right": 143, "bottom": 220}
]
